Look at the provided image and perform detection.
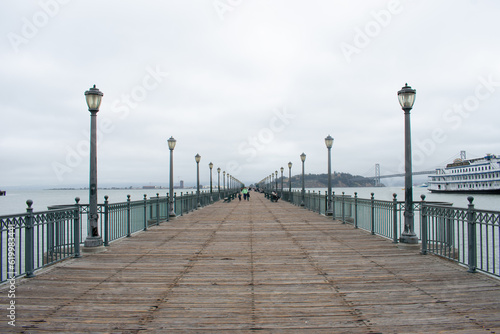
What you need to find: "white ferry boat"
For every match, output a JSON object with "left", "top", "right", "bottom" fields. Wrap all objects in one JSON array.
[{"left": 428, "top": 154, "right": 500, "bottom": 194}]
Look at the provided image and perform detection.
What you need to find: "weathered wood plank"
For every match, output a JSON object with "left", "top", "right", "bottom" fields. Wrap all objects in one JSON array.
[{"left": 0, "top": 193, "right": 499, "bottom": 333}]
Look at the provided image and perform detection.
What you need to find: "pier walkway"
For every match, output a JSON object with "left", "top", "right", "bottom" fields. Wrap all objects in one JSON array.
[{"left": 1, "top": 192, "right": 500, "bottom": 333}]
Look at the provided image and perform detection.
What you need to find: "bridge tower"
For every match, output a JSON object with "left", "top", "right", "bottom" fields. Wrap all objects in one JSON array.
[
  {"left": 460, "top": 150, "right": 466, "bottom": 160},
  {"left": 374, "top": 163, "right": 381, "bottom": 187}
]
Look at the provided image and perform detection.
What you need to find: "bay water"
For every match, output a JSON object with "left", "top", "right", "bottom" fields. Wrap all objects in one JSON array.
[{"left": 0, "top": 186, "right": 498, "bottom": 216}]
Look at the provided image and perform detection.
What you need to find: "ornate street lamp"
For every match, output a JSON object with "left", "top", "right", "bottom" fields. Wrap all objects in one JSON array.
[
  {"left": 398, "top": 83, "right": 418, "bottom": 244},
  {"left": 325, "top": 135, "right": 334, "bottom": 216},
  {"left": 280, "top": 167, "right": 284, "bottom": 198},
  {"left": 288, "top": 161, "right": 292, "bottom": 201},
  {"left": 84, "top": 85, "right": 103, "bottom": 248},
  {"left": 300, "top": 152, "right": 306, "bottom": 207},
  {"left": 223, "top": 171, "right": 226, "bottom": 196},
  {"left": 275, "top": 170, "right": 278, "bottom": 193},
  {"left": 217, "top": 167, "right": 221, "bottom": 200},
  {"left": 168, "top": 136, "right": 176, "bottom": 217},
  {"left": 209, "top": 162, "right": 214, "bottom": 202},
  {"left": 195, "top": 154, "right": 201, "bottom": 207}
]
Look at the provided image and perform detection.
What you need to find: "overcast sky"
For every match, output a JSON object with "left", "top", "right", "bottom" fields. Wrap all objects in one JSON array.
[{"left": 1, "top": 0, "right": 499, "bottom": 189}]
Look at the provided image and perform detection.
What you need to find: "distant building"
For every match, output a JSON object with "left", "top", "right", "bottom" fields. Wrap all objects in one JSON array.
[
  {"left": 143, "top": 185, "right": 158, "bottom": 189},
  {"left": 180, "top": 180, "right": 184, "bottom": 189}
]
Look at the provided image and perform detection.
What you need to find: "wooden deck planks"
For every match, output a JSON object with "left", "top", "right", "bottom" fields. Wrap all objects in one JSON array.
[{"left": 1, "top": 192, "right": 499, "bottom": 333}]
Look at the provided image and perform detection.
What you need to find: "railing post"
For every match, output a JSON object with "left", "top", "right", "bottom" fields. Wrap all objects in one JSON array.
[
  {"left": 324, "top": 192, "right": 327, "bottom": 214},
  {"left": 191, "top": 191, "right": 194, "bottom": 210},
  {"left": 143, "top": 194, "right": 148, "bottom": 231},
  {"left": 467, "top": 196, "right": 477, "bottom": 273},
  {"left": 332, "top": 191, "right": 336, "bottom": 219},
  {"left": 156, "top": 193, "right": 160, "bottom": 226},
  {"left": 180, "top": 192, "right": 184, "bottom": 216},
  {"left": 342, "top": 192, "right": 345, "bottom": 224},
  {"left": 370, "top": 193, "right": 375, "bottom": 235},
  {"left": 354, "top": 192, "right": 358, "bottom": 229},
  {"left": 104, "top": 195, "right": 109, "bottom": 246},
  {"left": 127, "top": 195, "right": 131, "bottom": 237},
  {"left": 47, "top": 205, "right": 54, "bottom": 261},
  {"left": 420, "top": 195, "right": 427, "bottom": 254},
  {"left": 392, "top": 193, "right": 398, "bottom": 243},
  {"left": 25, "top": 200, "right": 35, "bottom": 278},
  {"left": 173, "top": 193, "right": 177, "bottom": 217},
  {"left": 318, "top": 191, "right": 321, "bottom": 214},
  {"left": 74, "top": 197, "right": 81, "bottom": 258},
  {"left": 166, "top": 193, "right": 171, "bottom": 218}
]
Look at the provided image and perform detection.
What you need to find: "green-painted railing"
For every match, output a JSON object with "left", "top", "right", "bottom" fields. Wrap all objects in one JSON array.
[
  {"left": 0, "top": 202, "right": 80, "bottom": 283},
  {"left": 276, "top": 189, "right": 407, "bottom": 242},
  {"left": 269, "top": 189, "right": 499, "bottom": 277},
  {"left": 421, "top": 197, "right": 500, "bottom": 277},
  {"left": 0, "top": 189, "right": 240, "bottom": 283}
]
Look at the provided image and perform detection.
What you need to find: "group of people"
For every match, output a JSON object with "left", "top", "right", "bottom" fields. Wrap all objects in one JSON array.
[{"left": 238, "top": 187, "right": 250, "bottom": 201}]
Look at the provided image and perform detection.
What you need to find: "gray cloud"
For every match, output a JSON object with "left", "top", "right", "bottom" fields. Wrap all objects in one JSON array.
[{"left": 1, "top": 0, "right": 499, "bottom": 188}]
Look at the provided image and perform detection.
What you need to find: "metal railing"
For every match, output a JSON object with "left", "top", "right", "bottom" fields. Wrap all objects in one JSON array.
[
  {"left": 0, "top": 189, "right": 233, "bottom": 283},
  {"left": 422, "top": 197, "right": 500, "bottom": 277},
  {"left": 278, "top": 189, "right": 407, "bottom": 242},
  {"left": 0, "top": 201, "right": 80, "bottom": 283},
  {"left": 275, "top": 189, "right": 500, "bottom": 277}
]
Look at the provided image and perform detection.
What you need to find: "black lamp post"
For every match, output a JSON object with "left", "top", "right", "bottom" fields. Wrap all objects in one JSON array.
[
  {"left": 168, "top": 136, "right": 176, "bottom": 217},
  {"left": 217, "top": 167, "right": 221, "bottom": 200},
  {"left": 325, "top": 135, "right": 334, "bottom": 216},
  {"left": 195, "top": 154, "right": 201, "bottom": 207},
  {"left": 288, "top": 162, "right": 292, "bottom": 201},
  {"left": 398, "top": 83, "right": 418, "bottom": 244},
  {"left": 209, "top": 162, "right": 213, "bottom": 203},
  {"left": 300, "top": 152, "right": 306, "bottom": 207},
  {"left": 84, "top": 85, "right": 103, "bottom": 248}
]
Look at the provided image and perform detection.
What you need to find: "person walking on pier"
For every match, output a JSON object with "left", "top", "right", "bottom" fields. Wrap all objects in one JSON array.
[{"left": 242, "top": 187, "right": 248, "bottom": 200}]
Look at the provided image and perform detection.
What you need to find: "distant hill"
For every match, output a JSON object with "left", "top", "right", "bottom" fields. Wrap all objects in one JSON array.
[{"left": 266, "top": 172, "right": 378, "bottom": 188}]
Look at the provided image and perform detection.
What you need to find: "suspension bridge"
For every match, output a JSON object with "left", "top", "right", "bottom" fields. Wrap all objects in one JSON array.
[{"left": 352, "top": 163, "right": 436, "bottom": 186}]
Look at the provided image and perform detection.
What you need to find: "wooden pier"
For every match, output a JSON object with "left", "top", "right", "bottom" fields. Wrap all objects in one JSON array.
[{"left": 1, "top": 192, "right": 499, "bottom": 333}]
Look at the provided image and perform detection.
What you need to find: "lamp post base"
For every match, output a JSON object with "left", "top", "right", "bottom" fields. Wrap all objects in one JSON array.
[
  {"left": 84, "top": 236, "right": 103, "bottom": 247},
  {"left": 83, "top": 236, "right": 105, "bottom": 253},
  {"left": 169, "top": 212, "right": 177, "bottom": 218},
  {"left": 397, "top": 242, "right": 420, "bottom": 251},
  {"left": 399, "top": 234, "right": 419, "bottom": 244}
]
